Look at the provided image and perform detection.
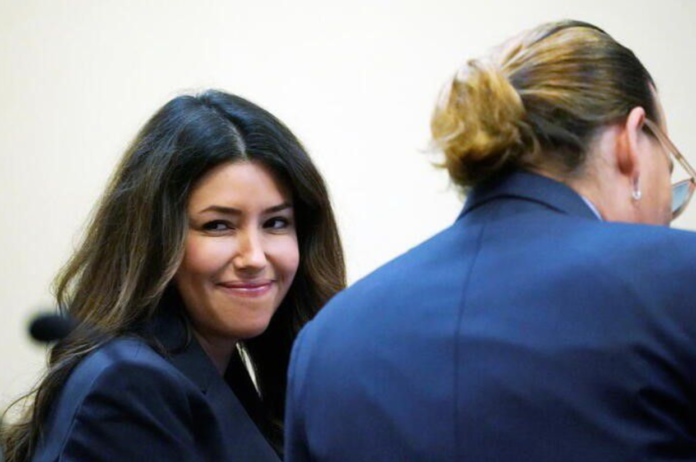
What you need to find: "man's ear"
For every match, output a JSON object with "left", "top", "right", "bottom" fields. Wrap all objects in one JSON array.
[{"left": 617, "top": 107, "right": 647, "bottom": 182}]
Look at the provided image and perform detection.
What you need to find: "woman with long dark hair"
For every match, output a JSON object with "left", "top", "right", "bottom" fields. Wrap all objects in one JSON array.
[{"left": 2, "top": 90, "right": 345, "bottom": 462}]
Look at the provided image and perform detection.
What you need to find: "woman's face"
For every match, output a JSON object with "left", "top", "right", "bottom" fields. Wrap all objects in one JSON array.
[{"left": 175, "top": 161, "right": 299, "bottom": 347}]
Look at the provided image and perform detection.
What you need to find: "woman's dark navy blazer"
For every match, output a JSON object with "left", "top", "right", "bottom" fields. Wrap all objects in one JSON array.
[
  {"left": 31, "top": 309, "right": 280, "bottom": 462},
  {"left": 286, "top": 171, "right": 696, "bottom": 462}
]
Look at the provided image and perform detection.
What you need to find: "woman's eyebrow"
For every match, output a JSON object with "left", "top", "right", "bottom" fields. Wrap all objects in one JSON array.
[
  {"left": 198, "top": 202, "right": 292, "bottom": 215},
  {"left": 264, "top": 202, "right": 293, "bottom": 213}
]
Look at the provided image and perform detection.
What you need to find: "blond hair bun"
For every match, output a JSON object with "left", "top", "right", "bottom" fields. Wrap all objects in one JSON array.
[{"left": 431, "top": 59, "right": 535, "bottom": 188}]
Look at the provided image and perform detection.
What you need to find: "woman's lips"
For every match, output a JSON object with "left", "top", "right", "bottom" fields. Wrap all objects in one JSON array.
[{"left": 216, "top": 280, "right": 275, "bottom": 298}]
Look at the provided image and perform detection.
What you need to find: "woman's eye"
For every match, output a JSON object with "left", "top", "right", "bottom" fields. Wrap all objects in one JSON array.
[
  {"left": 202, "top": 220, "right": 232, "bottom": 232},
  {"left": 265, "top": 217, "right": 290, "bottom": 230}
]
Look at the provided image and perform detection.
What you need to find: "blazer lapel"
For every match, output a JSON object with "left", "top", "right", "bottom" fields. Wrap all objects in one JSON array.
[
  {"left": 149, "top": 305, "right": 280, "bottom": 461},
  {"left": 205, "top": 375, "right": 281, "bottom": 461}
]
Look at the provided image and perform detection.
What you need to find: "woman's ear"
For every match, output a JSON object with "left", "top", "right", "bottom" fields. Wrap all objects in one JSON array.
[{"left": 617, "top": 107, "right": 647, "bottom": 183}]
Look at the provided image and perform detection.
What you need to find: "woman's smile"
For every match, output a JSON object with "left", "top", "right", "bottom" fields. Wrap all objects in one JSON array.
[{"left": 216, "top": 279, "right": 276, "bottom": 298}]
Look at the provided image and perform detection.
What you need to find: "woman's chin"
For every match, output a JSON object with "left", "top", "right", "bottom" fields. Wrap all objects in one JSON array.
[{"left": 228, "top": 318, "right": 274, "bottom": 341}]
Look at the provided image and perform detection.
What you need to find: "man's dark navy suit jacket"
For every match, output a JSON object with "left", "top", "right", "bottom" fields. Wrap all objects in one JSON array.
[
  {"left": 286, "top": 171, "right": 696, "bottom": 462},
  {"left": 31, "top": 309, "right": 280, "bottom": 462}
]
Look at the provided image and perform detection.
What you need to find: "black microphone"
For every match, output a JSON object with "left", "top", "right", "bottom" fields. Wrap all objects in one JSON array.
[{"left": 28, "top": 313, "right": 77, "bottom": 343}]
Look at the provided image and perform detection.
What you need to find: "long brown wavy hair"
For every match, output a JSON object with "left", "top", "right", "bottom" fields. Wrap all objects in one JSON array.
[{"left": 1, "top": 90, "right": 346, "bottom": 461}]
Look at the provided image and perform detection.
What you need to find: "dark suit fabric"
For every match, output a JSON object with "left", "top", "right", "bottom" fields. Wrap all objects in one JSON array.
[
  {"left": 285, "top": 171, "right": 696, "bottom": 462},
  {"left": 31, "top": 310, "right": 280, "bottom": 462}
]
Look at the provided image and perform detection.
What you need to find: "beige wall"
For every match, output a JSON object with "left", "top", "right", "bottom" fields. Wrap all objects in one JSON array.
[{"left": 1, "top": 0, "right": 695, "bottom": 413}]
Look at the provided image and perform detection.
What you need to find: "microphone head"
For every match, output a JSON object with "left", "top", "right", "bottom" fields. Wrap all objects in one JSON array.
[{"left": 29, "top": 313, "right": 76, "bottom": 343}]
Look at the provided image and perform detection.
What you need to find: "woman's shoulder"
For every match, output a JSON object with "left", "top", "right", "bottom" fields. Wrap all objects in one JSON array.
[
  {"left": 33, "top": 337, "right": 202, "bottom": 461},
  {"left": 63, "top": 336, "right": 199, "bottom": 407},
  {"left": 72, "top": 336, "right": 179, "bottom": 387},
  {"left": 46, "top": 336, "right": 198, "bottom": 436}
]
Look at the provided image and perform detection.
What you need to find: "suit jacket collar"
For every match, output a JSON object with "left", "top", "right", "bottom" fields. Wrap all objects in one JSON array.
[
  {"left": 459, "top": 170, "right": 600, "bottom": 221},
  {"left": 146, "top": 293, "right": 282, "bottom": 460},
  {"left": 147, "top": 292, "right": 219, "bottom": 393}
]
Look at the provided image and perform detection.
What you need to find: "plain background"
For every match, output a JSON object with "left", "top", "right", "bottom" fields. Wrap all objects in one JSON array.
[{"left": 1, "top": 0, "right": 694, "bottom": 415}]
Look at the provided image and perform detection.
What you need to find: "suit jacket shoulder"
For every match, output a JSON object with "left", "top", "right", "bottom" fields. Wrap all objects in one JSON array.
[
  {"left": 286, "top": 171, "right": 696, "bottom": 462},
  {"left": 32, "top": 337, "right": 206, "bottom": 462},
  {"left": 33, "top": 327, "right": 280, "bottom": 462}
]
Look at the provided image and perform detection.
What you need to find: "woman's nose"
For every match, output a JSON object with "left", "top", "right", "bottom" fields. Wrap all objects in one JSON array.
[{"left": 233, "top": 230, "right": 267, "bottom": 271}]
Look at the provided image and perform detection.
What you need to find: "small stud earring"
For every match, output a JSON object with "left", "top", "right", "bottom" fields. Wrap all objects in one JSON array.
[{"left": 632, "top": 178, "right": 642, "bottom": 201}]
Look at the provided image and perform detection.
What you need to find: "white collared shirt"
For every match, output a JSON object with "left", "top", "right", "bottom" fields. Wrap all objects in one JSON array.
[{"left": 580, "top": 195, "right": 603, "bottom": 221}]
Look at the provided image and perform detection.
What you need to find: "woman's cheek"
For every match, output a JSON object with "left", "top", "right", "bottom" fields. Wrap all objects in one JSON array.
[
  {"left": 275, "top": 235, "right": 300, "bottom": 276},
  {"left": 184, "top": 235, "right": 237, "bottom": 275}
]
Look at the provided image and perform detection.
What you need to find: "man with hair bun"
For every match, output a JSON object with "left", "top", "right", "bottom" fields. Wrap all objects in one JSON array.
[{"left": 286, "top": 20, "right": 696, "bottom": 461}]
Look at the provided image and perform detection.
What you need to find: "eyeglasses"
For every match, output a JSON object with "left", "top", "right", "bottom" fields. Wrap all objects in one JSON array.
[{"left": 643, "top": 119, "right": 696, "bottom": 221}]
